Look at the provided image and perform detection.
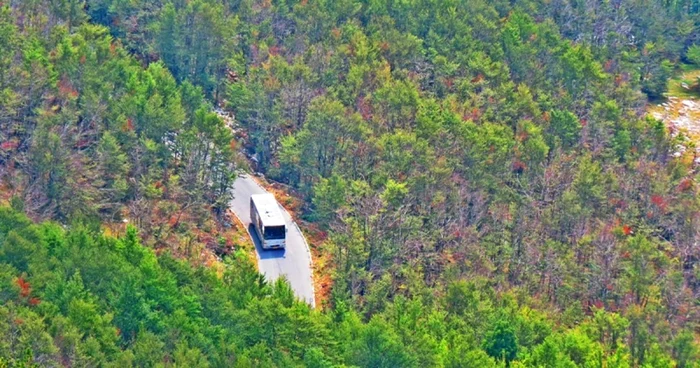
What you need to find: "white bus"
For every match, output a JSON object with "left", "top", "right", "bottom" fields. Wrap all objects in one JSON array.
[{"left": 250, "top": 193, "right": 287, "bottom": 249}]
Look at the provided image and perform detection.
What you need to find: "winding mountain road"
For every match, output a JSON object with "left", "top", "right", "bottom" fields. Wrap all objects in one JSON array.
[{"left": 230, "top": 174, "right": 316, "bottom": 307}]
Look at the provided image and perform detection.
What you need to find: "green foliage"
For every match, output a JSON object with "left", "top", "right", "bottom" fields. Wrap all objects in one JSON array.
[
  {"left": 2, "top": 0, "right": 700, "bottom": 366},
  {"left": 483, "top": 318, "right": 519, "bottom": 364},
  {"left": 572, "top": 155, "right": 606, "bottom": 207},
  {"left": 686, "top": 44, "right": 700, "bottom": 66},
  {"left": 3, "top": 207, "right": 680, "bottom": 366},
  {"left": 312, "top": 175, "right": 347, "bottom": 223},
  {"left": 1, "top": 3, "right": 237, "bottom": 240},
  {"left": 548, "top": 110, "right": 581, "bottom": 150},
  {"left": 672, "top": 330, "right": 700, "bottom": 368},
  {"left": 642, "top": 59, "right": 675, "bottom": 99},
  {"left": 346, "top": 317, "right": 418, "bottom": 368},
  {"left": 0, "top": 208, "right": 327, "bottom": 366}
]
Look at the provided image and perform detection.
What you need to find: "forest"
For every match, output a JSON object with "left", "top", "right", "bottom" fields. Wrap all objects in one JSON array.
[{"left": 1, "top": 0, "right": 700, "bottom": 366}]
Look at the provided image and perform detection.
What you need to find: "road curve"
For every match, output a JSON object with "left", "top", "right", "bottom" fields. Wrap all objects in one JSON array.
[{"left": 230, "top": 174, "right": 316, "bottom": 307}]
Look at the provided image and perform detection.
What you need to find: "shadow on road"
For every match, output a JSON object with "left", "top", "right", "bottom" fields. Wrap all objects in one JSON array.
[{"left": 248, "top": 224, "right": 286, "bottom": 260}]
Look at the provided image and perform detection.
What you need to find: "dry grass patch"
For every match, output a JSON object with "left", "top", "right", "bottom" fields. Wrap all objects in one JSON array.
[{"left": 649, "top": 67, "right": 700, "bottom": 153}]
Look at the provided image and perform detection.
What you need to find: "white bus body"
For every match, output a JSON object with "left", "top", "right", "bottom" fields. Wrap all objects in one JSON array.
[{"left": 250, "top": 193, "right": 286, "bottom": 249}]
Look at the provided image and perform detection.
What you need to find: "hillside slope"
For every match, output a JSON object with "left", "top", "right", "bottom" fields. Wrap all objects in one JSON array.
[{"left": 1, "top": 1, "right": 700, "bottom": 366}]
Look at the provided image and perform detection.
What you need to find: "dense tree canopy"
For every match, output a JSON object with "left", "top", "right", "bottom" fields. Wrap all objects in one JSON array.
[
  {"left": 1, "top": 0, "right": 700, "bottom": 366},
  {"left": 3, "top": 206, "right": 697, "bottom": 367},
  {"left": 0, "top": 2, "right": 237, "bottom": 261}
]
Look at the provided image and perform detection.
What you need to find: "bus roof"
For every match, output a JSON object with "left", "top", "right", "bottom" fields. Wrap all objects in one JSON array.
[{"left": 251, "top": 193, "right": 286, "bottom": 227}]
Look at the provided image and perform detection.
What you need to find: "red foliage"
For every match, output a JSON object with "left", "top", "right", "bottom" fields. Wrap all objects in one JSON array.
[
  {"left": 604, "top": 59, "right": 614, "bottom": 72},
  {"left": 585, "top": 299, "right": 605, "bottom": 315},
  {"left": 16, "top": 277, "right": 31, "bottom": 298},
  {"left": 622, "top": 224, "right": 632, "bottom": 236},
  {"left": 352, "top": 142, "right": 368, "bottom": 161},
  {"left": 28, "top": 297, "right": 41, "bottom": 306},
  {"left": 443, "top": 77, "right": 454, "bottom": 89},
  {"left": 80, "top": 55, "right": 87, "bottom": 64},
  {"left": 168, "top": 215, "right": 179, "bottom": 228},
  {"left": 602, "top": 219, "right": 617, "bottom": 236},
  {"left": 517, "top": 130, "right": 529, "bottom": 142},
  {"left": 122, "top": 118, "right": 135, "bottom": 132},
  {"left": 235, "top": 130, "right": 247, "bottom": 140},
  {"left": 0, "top": 140, "right": 19, "bottom": 151},
  {"left": 614, "top": 74, "right": 624, "bottom": 87},
  {"left": 651, "top": 194, "right": 666, "bottom": 211},
  {"left": 616, "top": 199, "right": 627, "bottom": 210},
  {"left": 110, "top": 42, "right": 117, "bottom": 55},
  {"left": 268, "top": 45, "right": 281, "bottom": 56},
  {"left": 300, "top": 0, "right": 308, "bottom": 5},
  {"left": 471, "top": 74, "right": 484, "bottom": 83},
  {"left": 678, "top": 178, "right": 693, "bottom": 192},
  {"left": 463, "top": 107, "right": 481, "bottom": 122},
  {"left": 57, "top": 76, "right": 79, "bottom": 98},
  {"left": 357, "top": 97, "right": 373, "bottom": 121},
  {"left": 75, "top": 138, "right": 91, "bottom": 149},
  {"left": 580, "top": 119, "right": 587, "bottom": 127},
  {"left": 512, "top": 160, "right": 526, "bottom": 174},
  {"left": 198, "top": 232, "right": 215, "bottom": 246},
  {"left": 331, "top": 28, "right": 341, "bottom": 39},
  {"left": 472, "top": 107, "right": 482, "bottom": 120},
  {"left": 14, "top": 318, "right": 24, "bottom": 325},
  {"left": 668, "top": 125, "right": 677, "bottom": 136}
]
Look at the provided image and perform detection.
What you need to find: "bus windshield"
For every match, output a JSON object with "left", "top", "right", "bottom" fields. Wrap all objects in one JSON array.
[{"left": 264, "top": 225, "right": 285, "bottom": 240}]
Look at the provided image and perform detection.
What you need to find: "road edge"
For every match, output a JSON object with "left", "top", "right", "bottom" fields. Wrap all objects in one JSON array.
[{"left": 235, "top": 174, "right": 317, "bottom": 308}]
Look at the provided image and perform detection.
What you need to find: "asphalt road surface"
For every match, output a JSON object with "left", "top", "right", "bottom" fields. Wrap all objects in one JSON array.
[{"left": 230, "top": 174, "right": 316, "bottom": 307}]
